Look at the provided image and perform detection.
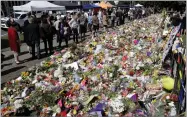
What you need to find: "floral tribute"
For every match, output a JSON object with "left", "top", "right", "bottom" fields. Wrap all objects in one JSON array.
[{"left": 1, "top": 14, "right": 181, "bottom": 117}]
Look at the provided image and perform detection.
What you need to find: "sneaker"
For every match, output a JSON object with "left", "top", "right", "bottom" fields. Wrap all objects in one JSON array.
[{"left": 15, "top": 61, "right": 20, "bottom": 64}]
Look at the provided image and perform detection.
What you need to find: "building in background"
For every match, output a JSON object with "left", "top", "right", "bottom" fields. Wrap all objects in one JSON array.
[{"left": 1, "top": 1, "right": 29, "bottom": 17}]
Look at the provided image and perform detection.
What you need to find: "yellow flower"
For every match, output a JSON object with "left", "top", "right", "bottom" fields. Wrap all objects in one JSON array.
[
  {"left": 74, "top": 84, "right": 80, "bottom": 90},
  {"left": 73, "top": 109, "right": 77, "bottom": 115},
  {"left": 152, "top": 99, "right": 157, "bottom": 104},
  {"left": 58, "top": 90, "right": 64, "bottom": 95},
  {"left": 97, "top": 74, "right": 100, "bottom": 79}
]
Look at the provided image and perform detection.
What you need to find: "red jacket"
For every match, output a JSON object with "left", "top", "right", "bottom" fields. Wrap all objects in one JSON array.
[{"left": 8, "top": 27, "right": 20, "bottom": 52}]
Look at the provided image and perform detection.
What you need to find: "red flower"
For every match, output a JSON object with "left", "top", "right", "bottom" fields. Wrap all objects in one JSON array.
[
  {"left": 129, "top": 70, "right": 134, "bottom": 76},
  {"left": 65, "top": 91, "right": 72, "bottom": 97},
  {"left": 7, "top": 82, "right": 12, "bottom": 85},
  {"left": 61, "top": 111, "right": 67, "bottom": 117},
  {"left": 122, "top": 56, "right": 128, "bottom": 61}
]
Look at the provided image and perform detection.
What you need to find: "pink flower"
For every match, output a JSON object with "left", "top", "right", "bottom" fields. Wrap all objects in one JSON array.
[
  {"left": 61, "top": 49, "right": 67, "bottom": 53},
  {"left": 54, "top": 51, "right": 59, "bottom": 55},
  {"left": 133, "top": 39, "right": 139, "bottom": 45},
  {"left": 97, "top": 63, "right": 103, "bottom": 69}
]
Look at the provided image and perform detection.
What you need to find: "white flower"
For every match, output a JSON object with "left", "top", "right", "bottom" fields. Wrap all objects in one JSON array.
[
  {"left": 109, "top": 73, "right": 113, "bottom": 77},
  {"left": 91, "top": 76, "right": 97, "bottom": 82},
  {"left": 54, "top": 66, "right": 63, "bottom": 78},
  {"left": 59, "top": 76, "right": 66, "bottom": 83},
  {"left": 109, "top": 97, "right": 124, "bottom": 113},
  {"left": 14, "top": 99, "right": 23, "bottom": 109},
  {"left": 32, "top": 79, "right": 38, "bottom": 84},
  {"left": 16, "top": 76, "right": 22, "bottom": 81}
]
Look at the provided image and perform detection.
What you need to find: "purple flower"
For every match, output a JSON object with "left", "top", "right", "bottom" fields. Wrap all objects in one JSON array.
[
  {"left": 89, "top": 103, "right": 105, "bottom": 112},
  {"left": 147, "top": 52, "right": 151, "bottom": 57}
]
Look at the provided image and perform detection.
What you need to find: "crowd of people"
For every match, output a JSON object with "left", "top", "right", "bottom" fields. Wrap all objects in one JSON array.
[{"left": 2, "top": 7, "right": 186, "bottom": 65}]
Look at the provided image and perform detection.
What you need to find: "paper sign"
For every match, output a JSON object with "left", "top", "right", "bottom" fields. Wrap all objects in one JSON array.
[
  {"left": 64, "top": 62, "right": 79, "bottom": 71},
  {"left": 94, "top": 45, "right": 102, "bottom": 54}
]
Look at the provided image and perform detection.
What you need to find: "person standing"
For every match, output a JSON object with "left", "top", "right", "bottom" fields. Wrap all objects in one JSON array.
[
  {"left": 39, "top": 17, "right": 48, "bottom": 56},
  {"left": 116, "top": 8, "right": 120, "bottom": 26},
  {"left": 98, "top": 9, "right": 103, "bottom": 28},
  {"left": 92, "top": 12, "right": 99, "bottom": 38},
  {"left": 142, "top": 8, "right": 145, "bottom": 18},
  {"left": 26, "top": 16, "right": 41, "bottom": 60},
  {"left": 69, "top": 14, "right": 79, "bottom": 43},
  {"left": 79, "top": 13, "right": 87, "bottom": 40},
  {"left": 111, "top": 11, "right": 116, "bottom": 27},
  {"left": 6, "top": 14, "right": 22, "bottom": 33},
  {"left": 103, "top": 11, "right": 108, "bottom": 32},
  {"left": 118, "top": 8, "right": 123, "bottom": 25},
  {"left": 59, "top": 18, "right": 70, "bottom": 47},
  {"left": 58, "top": 18, "right": 64, "bottom": 48},
  {"left": 23, "top": 12, "right": 32, "bottom": 54},
  {"left": 122, "top": 9, "right": 125, "bottom": 24},
  {"left": 88, "top": 13, "right": 93, "bottom": 32},
  {"left": 7, "top": 20, "right": 21, "bottom": 64},
  {"left": 54, "top": 15, "right": 61, "bottom": 44},
  {"left": 47, "top": 15, "right": 55, "bottom": 54}
]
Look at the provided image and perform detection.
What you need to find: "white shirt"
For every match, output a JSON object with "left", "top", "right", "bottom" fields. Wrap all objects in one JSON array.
[
  {"left": 69, "top": 18, "right": 78, "bottom": 29},
  {"left": 84, "top": 12, "right": 88, "bottom": 19},
  {"left": 54, "top": 20, "right": 60, "bottom": 31},
  {"left": 142, "top": 10, "right": 145, "bottom": 15}
]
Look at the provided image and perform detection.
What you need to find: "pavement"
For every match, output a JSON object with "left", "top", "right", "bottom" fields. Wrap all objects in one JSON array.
[
  {"left": 1, "top": 28, "right": 7, "bottom": 36},
  {"left": 1, "top": 18, "right": 131, "bottom": 84}
]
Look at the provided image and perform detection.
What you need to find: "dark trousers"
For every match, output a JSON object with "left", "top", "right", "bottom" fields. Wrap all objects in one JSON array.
[
  {"left": 56, "top": 31, "right": 60, "bottom": 43},
  {"left": 111, "top": 20, "right": 115, "bottom": 27},
  {"left": 88, "top": 24, "right": 92, "bottom": 32},
  {"left": 42, "top": 38, "right": 48, "bottom": 55},
  {"left": 47, "top": 36, "right": 53, "bottom": 54},
  {"left": 80, "top": 25, "right": 86, "bottom": 40},
  {"left": 59, "top": 34, "right": 69, "bottom": 47},
  {"left": 59, "top": 33, "right": 63, "bottom": 47},
  {"left": 64, "top": 34, "right": 69, "bottom": 47},
  {"left": 31, "top": 42, "right": 40, "bottom": 59},
  {"left": 72, "top": 28, "right": 78, "bottom": 43},
  {"left": 43, "top": 35, "right": 53, "bottom": 54}
]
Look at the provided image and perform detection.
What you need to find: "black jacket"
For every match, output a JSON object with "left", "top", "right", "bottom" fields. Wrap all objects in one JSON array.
[
  {"left": 25, "top": 23, "right": 40, "bottom": 45},
  {"left": 40, "top": 23, "right": 52, "bottom": 38}
]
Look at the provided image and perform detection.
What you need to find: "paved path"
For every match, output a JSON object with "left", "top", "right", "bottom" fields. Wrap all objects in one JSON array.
[{"left": 1, "top": 28, "right": 7, "bottom": 36}]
